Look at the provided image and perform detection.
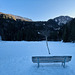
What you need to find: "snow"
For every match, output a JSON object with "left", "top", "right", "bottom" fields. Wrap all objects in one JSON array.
[
  {"left": 54, "top": 16, "right": 72, "bottom": 25},
  {"left": 43, "top": 23, "right": 45, "bottom": 25},
  {"left": 38, "top": 32, "right": 40, "bottom": 34},
  {"left": 0, "top": 41, "right": 75, "bottom": 75}
]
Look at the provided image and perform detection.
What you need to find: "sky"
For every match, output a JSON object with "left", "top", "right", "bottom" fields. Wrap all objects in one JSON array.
[{"left": 0, "top": 0, "right": 75, "bottom": 21}]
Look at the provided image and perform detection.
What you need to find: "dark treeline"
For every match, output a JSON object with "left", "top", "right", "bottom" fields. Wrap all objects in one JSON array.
[
  {"left": 0, "top": 14, "right": 75, "bottom": 42},
  {"left": 62, "top": 18, "right": 75, "bottom": 42}
]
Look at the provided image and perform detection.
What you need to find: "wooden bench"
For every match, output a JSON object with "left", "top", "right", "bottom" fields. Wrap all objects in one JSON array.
[{"left": 32, "top": 56, "right": 72, "bottom": 68}]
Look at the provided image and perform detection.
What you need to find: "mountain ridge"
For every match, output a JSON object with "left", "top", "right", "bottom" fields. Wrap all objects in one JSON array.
[
  {"left": 0, "top": 12, "right": 32, "bottom": 21},
  {"left": 0, "top": 12, "right": 75, "bottom": 42},
  {"left": 53, "top": 16, "right": 73, "bottom": 25},
  {"left": 0, "top": 12, "right": 74, "bottom": 23}
]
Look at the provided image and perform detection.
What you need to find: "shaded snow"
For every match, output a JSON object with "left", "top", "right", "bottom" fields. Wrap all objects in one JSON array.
[
  {"left": 54, "top": 16, "right": 72, "bottom": 25},
  {"left": 0, "top": 41, "right": 75, "bottom": 75}
]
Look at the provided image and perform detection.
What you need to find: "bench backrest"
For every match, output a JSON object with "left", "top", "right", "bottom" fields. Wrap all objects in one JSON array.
[{"left": 32, "top": 56, "right": 72, "bottom": 63}]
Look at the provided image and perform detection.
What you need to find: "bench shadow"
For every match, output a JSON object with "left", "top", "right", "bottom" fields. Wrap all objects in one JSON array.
[{"left": 26, "top": 64, "right": 75, "bottom": 75}]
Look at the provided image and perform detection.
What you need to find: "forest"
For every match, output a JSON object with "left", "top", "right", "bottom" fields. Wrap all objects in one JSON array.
[{"left": 0, "top": 13, "right": 75, "bottom": 42}]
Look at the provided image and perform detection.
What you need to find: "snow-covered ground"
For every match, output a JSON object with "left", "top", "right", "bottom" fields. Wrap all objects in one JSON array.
[{"left": 0, "top": 41, "right": 75, "bottom": 75}]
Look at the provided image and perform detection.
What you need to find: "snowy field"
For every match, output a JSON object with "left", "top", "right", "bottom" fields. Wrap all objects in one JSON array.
[{"left": 0, "top": 41, "right": 75, "bottom": 75}]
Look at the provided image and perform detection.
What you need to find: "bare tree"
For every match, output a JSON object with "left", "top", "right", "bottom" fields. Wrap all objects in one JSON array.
[{"left": 39, "top": 29, "right": 50, "bottom": 54}]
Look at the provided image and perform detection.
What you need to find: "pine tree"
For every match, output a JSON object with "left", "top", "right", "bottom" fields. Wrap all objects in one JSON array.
[{"left": 63, "top": 25, "right": 69, "bottom": 42}]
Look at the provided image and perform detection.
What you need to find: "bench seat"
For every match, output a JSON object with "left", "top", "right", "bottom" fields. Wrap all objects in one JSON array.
[{"left": 32, "top": 56, "right": 72, "bottom": 68}]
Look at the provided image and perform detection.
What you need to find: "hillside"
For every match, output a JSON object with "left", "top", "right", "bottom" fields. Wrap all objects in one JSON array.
[
  {"left": 0, "top": 12, "right": 32, "bottom": 21},
  {"left": 0, "top": 12, "right": 75, "bottom": 42}
]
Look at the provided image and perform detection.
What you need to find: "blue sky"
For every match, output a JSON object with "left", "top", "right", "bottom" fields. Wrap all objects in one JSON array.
[{"left": 0, "top": 0, "right": 75, "bottom": 21}]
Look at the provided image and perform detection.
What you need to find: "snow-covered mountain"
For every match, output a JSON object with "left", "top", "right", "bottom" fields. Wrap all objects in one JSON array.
[{"left": 54, "top": 16, "right": 73, "bottom": 25}]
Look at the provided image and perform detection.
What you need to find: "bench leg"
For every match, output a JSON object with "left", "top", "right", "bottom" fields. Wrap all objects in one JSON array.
[
  {"left": 64, "top": 57, "right": 66, "bottom": 68},
  {"left": 62, "top": 62, "right": 63, "bottom": 66},
  {"left": 64, "top": 62, "right": 65, "bottom": 68},
  {"left": 62, "top": 57, "right": 66, "bottom": 68},
  {"left": 37, "top": 58, "right": 39, "bottom": 68},
  {"left": 62, "top": 62, "right": 65, "bottom": 68}
]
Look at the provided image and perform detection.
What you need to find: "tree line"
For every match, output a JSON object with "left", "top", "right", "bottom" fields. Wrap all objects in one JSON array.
[{"left": 0, "top": 15, "right": 75, "bottom": 42}]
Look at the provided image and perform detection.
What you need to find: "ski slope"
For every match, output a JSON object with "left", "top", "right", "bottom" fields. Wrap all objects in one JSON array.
[{"left": 0, "top": 41, "right": 75, "bottom": 75}]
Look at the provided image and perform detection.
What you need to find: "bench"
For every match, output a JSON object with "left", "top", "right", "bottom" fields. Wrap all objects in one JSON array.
[{"left": 32, "top": 56, "right": 72, "bottom": 68}]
